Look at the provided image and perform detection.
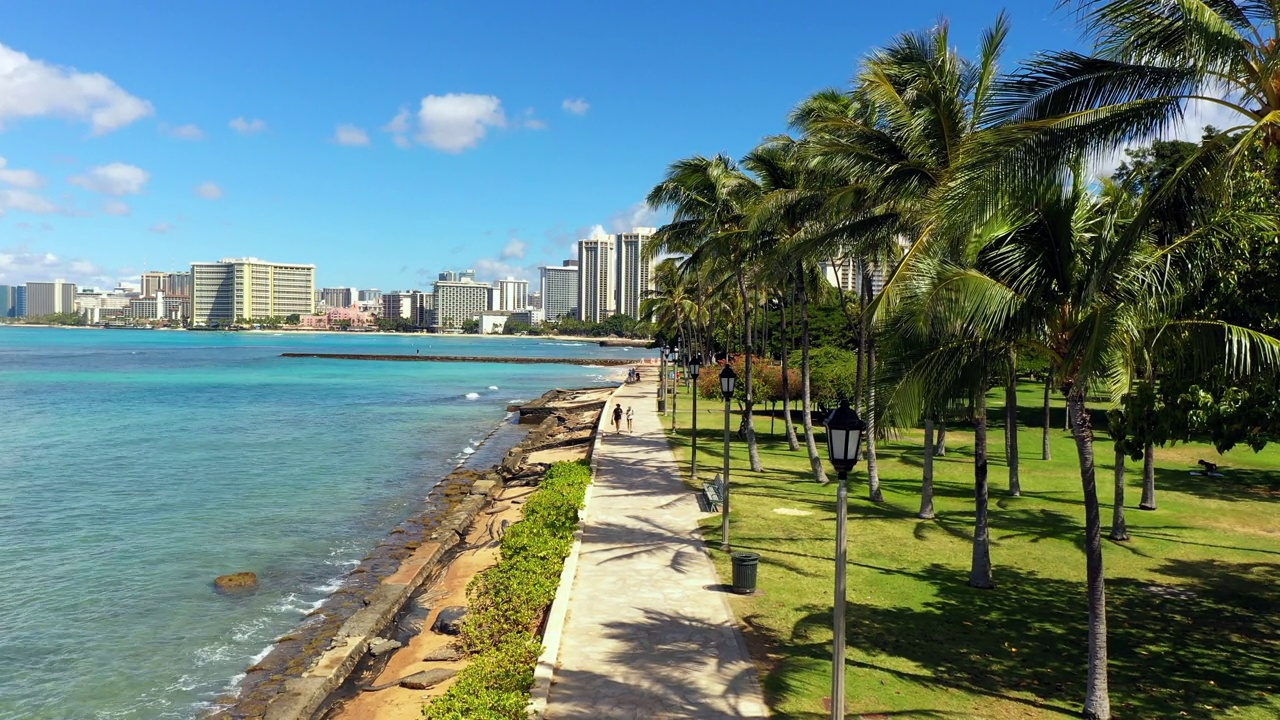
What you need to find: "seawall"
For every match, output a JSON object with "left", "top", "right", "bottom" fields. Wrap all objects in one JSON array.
[{"left": 206, "top": 387, "right": 610, "bottom": 720}]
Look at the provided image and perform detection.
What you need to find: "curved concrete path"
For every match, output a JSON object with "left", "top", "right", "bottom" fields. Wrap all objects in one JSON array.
[{"left": 543, "top": 373, "right": 768, "bottom": 719}]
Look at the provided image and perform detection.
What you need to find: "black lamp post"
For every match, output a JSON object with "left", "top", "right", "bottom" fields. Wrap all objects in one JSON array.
[
  {"left": 823, "top": 398, "right": 865, "bottom": 720},
  {"left": 688, "top": 356, "right": 702, "bottom": 479},
  {"left": 668, "top": 346, "right": 679, "bottom": 429},
  {"left": 719, "top": 363, "right": 737, "bottom": 551},
  {"left": 658, "top": 344, "right": 667, "bottom": 414}
]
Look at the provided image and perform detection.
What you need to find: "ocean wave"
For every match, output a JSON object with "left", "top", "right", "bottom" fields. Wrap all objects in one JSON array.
[
  {"left": 488, "top": 385, "right": 499, "bottom": 390},
  {"left": 274, "top": 592, "right": 324, "bottom": 615},
  {"left": 464, "top": 392, "right": 480, "bottom": 400},
  {"left": 462, "top": 447, "right": 475, "bottom": 455}
]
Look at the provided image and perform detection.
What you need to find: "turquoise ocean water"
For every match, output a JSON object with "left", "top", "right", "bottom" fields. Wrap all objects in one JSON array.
[{"left": 0, "top": 328, "right": 645, "bottom": 719}]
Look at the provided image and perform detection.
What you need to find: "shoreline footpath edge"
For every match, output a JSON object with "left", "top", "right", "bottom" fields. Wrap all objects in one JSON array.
[{"left": 526, "top": 379, "right": 625, "bottom": 719}]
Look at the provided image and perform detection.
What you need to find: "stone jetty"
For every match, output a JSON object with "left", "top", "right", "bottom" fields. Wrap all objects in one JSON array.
[{"left": 280, "top": 352, "right": 632, "bottom": 366}]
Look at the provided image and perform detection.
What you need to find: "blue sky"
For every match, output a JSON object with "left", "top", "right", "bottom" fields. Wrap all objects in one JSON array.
[{"left": 0, "top": 1, "right": 1085, "bottom": 291}]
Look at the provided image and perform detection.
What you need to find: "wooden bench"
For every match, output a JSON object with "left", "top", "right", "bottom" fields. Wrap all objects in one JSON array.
[{"left": 703, "top": 474, "right": 725, "bottom": 512}]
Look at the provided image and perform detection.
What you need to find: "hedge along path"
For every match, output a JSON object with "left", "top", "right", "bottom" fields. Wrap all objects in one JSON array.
[
  {"left": 420, "top": 461, "right": 593, "bottom": 720},
  {"left": 542, "top": 373, "right": 768, "bottom": 719}
]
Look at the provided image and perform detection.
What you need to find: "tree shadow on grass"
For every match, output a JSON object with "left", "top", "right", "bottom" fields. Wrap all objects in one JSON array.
[
  {"left": 779, "top": 560, "right": 1280, "bottom": 720},
  {"left": 1154, "top": 466, "right": 1280, "bottom": 503}
]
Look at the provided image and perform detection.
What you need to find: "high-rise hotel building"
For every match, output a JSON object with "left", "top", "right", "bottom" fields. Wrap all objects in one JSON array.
[
  {"left": 577, "top": 234, "right": 616, "bottom": 323},
  {"left": 614, "top": 227, "right": 656, "bottom": 319},
  {"left": 432, "top": 277, "right": 491, "bottom": 331},
  {"left": 573, "top": 227, "right": 656, "bottom": 323},
  {"left": 25, "top": 280, "right": 77, "bottom": 317},
  {"left": 191, "top": 258, "right": 316, "bottom": 325},
  {"left": 541, "top": 265, "right": 579, "bottom": 323},
  {"left": 495, "top": 277, "right": 529, "bottom": 311}
]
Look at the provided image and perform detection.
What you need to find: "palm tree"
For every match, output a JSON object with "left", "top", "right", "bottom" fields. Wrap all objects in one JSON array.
[
  {"left": 796, "top": 15, "right": 1014, "bottom": 501},
  {"left": 921, "top": 171, "right": 1280, "bottom": 720},
  {"left": 647, "top": 155, "right": 768, "bottom": 473}
]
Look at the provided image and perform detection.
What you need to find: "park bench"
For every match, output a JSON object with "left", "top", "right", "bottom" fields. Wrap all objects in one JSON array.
[{"left": 703, "top": 474, "right": 725, "bottom": 512}]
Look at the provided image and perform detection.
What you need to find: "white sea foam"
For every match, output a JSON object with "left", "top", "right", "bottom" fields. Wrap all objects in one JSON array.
[
  {"left": 250, "top": 645, "right": 273, "bottom": 663},
  {"left": 464, "top": 392, "right": 480, "bottom": 399},
  {"left": 462, "top": 447, "right": 475, "bottom": 455},
  {"left": 193, "top": 644, "right": 231, "bottom": 667},
  {"left": 488, "top": 385, "right": 499, "bottom": 390},
  {"left": 311, "top": 576, "right": 343, "bottom": 594}
]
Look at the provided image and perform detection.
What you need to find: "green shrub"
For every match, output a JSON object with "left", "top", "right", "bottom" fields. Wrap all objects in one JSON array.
[{"left": 423, "top": 461, "right": 591, "bottom": 720}]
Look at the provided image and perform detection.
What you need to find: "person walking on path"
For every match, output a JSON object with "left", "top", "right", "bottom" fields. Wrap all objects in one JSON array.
[
  {"left": 625, "top": 406, "right": 634, "bottom": 433},
  {"left": 539, "top": 376, "right": 767, "bottom": 719},
  {"left": 612, "top": 404, "right": 623, "bottom": 434}
]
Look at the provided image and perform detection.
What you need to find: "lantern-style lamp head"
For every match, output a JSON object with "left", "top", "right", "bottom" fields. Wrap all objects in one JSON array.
[
  {"left": 719, "top": 364, "right": 737, "bottom": 400},
  {"left": 688, "top": 356, "right": 701, "bottom": 379},
  {"left": 823, "top": 398, "right": 866, "bottom": 474}
]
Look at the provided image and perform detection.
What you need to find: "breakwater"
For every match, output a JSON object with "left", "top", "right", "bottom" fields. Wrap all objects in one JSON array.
[{"left": 281, "top": 352, "right": 633, "bottom": 366}]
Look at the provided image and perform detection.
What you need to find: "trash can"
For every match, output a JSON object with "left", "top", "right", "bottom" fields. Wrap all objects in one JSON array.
[
  {"left": 657, "top": 396, "right": 667, "bottom": 413},
  {"left": 730, "top": 552, "right": 760, "bottom": 594}
]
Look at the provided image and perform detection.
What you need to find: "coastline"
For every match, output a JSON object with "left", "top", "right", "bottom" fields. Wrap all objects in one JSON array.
[
  {"left": 206, "top": 384, "right": 618, "bottom": 720},
  {"left": 0, "top": 323, "right": 652, "bottom": 346}
]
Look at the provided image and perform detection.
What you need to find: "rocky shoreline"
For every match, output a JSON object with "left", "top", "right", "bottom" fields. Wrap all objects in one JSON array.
[{"left": 206, "top": 386, "right": 612, "bottom": 720}]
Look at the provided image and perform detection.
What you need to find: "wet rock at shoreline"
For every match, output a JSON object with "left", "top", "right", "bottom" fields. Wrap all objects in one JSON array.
[
  {"left": 214, "top": 572, "right": 258, "bottom": 591},
  {"left": 422, "top": 646, "right": 463, "bottom": 662},
  {"left": 400, "top": 668, "right": 458, "bottom": 690},
  {"left": 368, "top": 638, "right": 402, "bottom": 656},
  {"left": 431, "top": 606, "right": 468, "bottom": 635}
]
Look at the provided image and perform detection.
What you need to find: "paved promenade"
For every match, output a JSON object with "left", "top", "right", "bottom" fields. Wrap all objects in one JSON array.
[{"left": 543, "top": 374, "right": 768, "bottom": 719}]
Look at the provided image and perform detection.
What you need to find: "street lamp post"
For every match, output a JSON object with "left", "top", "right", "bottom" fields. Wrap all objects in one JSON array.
[
  {"left": 688, "top": 356, "right": 702, "bottom": 479},
  {"left": 823, "top": 398, "right": 866, "bottom": 720},
  {"left": 661, "top": 347, "right": 671, "bottom": 417},
  {"left": 719, "top": 364, "right": 738, "bottom": 552},
  {"left": 669, "top": 347, "right": 679, "bottom": 430}
]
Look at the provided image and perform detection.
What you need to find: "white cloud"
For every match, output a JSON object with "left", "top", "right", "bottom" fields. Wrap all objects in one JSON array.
[
  {"left": 0, "top": 157, "right": 44, "bottom": 188},
  {"left": 523, "top": 117, "right": 547, "bottom": 130},
  {"left": 0, "top": 246, "right": 137, "bottom": 287},
  {"left": 160, "top": 122, "right": 205, "bottom": 140},
  {"left": 149, "top": 222, "right": 172, "bottom": 234},
  {"left": 500, "top": 238, "right": 527, "bottom": 260},
  {"left": 68, "top": 162, "right": 149, "bottom": 196},
  {"left": 102, "top": 200, "right": 130, "bottom": 216},
  {"left": 0, "top": 42, "right": 153, "bottom": 134},
  {"left": 562, "top": 98, "right": 590, "bottom": 116},
  {"left": 195, "top": 181, "right": 223, "bottom": 200},
  {"left": 383, "top": 109, "right": 412, "bottom": 148},
  {"left": 608, "top": 201, "right": 661, "bottom": 233},
  {"left": 334, "top": 123, "right": 370, "bottom": 146},
  {"left": 1094, "top": 94, "right": 1250, "bottom": 178},
  {"left": 229, "top": 116, "right": 267, "bottom": 134},
  {"left": 471, "top": 257, "right": 535, "bottom": 284},
  {"left": 0, "top": 189, "right": 59, "bottom": 215},
  {"left": 413, "top": 93, "right": 506, "bottom": 152}
]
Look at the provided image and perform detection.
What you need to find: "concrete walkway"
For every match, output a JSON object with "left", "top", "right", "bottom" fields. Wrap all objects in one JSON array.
[{"left": 543, "top": 374, "right": 769, "bottom": 719}]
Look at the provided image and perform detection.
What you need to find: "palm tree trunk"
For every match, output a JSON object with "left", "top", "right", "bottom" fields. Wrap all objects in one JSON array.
[
  {"left": 1110, "top": 448, "right": 1128, "bottom": 541},
  {"left": 1139, "top": 441, "right": 1156, "bottom": 510},
  {"left": 1068, "top": 392, "right": 1112, "bottom": 720},
  {"left": 780, "top": 294, "right": 800, "bottom": 451},
  {"left": 799, "top": 278, "right": 828, "bottom": 484},
  {"left": 1006, "top": 348, "right": 1021, "bottom": 496},
  {"left": 866, "top": 326, "right": 883, "bottom": 502},
  {"left": 919, "top": 417, "right": 936, "bottom": 519},
  {"left": 969, "top": 389, "right": 994, "bottom": 589},
  {"left": 934, "top": 421, "right": 947, "bottom": 456},
  {"left": 737, "top": 273, "right": 764, "bottom": 473},
  {"left": 1042, "top": 374, "right": 1052, "bottom": 461}
]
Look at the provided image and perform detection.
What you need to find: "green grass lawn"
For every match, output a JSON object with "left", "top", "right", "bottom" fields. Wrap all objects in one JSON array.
[{"left": 660, "top": 382, "right": 1280, "bottom": 720}]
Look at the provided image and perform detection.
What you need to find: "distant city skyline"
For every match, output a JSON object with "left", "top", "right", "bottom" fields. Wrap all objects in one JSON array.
[{"left": 0, "top": 1, "right": 1086, "bottom": 292}]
